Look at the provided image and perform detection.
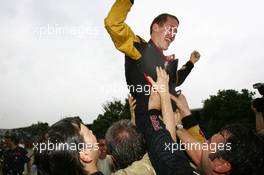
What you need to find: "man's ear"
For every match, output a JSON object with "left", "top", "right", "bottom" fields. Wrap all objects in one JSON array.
[
  {"left": 79, "top": 150, "right": 92, "bottom": 163},
  {"left": 152, "top": 23, "right": 160, "bottom": 33},
  {"left": 212, "top": 158, "right": 231, "bottom": 174}
]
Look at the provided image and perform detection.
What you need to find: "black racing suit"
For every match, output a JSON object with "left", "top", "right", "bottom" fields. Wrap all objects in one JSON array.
[
  {"left": 125, "top": 38, "right": 194, "bottom": 128},
  {"left": 137, "top": 109, "right": 200, "bottom": 175},
  {"left": 2, "top": 146, "right": 30, "bottom": 175}
]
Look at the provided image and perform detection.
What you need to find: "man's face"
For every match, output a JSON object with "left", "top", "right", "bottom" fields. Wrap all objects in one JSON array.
[
  {"left": 207, "top": 131, "right": 228, "bottom": 146},
  {"left": 200, "top": 131, "right": 231, "bottom": 174},
  {"left": 98, "top": 139, "right": 107, "bottom": 159},
  {"left": 80, "top": 124, "right": 99, "bottom": 160},
  {"left": 152, "top": 16, "right": 179, "bottom": 50}
]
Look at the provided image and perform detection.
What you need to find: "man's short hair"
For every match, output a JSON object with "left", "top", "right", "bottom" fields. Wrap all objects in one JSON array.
[
  {"left": 150, "top": 13, "right": 179, "bottom": 35},
  {"left": 35, "top": 117, "right": 86, "bottom": 175},
  {"left": 209, "top": 124, "right": 264, "bottom": 175},
  {"left": 5, "top": 134, "right": 20, "bottom": 145},
  {"left": 105, "top": 119, "right": 146, "bottom": 169}
]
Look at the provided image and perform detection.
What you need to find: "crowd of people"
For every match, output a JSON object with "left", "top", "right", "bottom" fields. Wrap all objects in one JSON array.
[
  {"left": 1, "top": 0, "right": 264, "bottom": 174},
  {"left": 1, "top": 68, "right": 262, "bottom": 175},
  {"left": 1, "top": 70, "right": 263, "bottom": 175}
]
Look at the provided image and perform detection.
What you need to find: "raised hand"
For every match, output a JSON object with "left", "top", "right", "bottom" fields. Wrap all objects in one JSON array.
[{"left": 190, "top": 50, "right": 200, "bottom": 64}]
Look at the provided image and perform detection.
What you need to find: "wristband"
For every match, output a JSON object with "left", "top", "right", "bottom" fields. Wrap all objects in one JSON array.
[
  {"left": 182, "top": 114, "right": 198, "bottom": 129},
  {"left": 149, "top": 109, "right": 161, "bottom": 116}
]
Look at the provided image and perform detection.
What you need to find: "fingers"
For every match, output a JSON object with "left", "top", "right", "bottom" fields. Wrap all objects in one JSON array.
[
  {"left": 157, "top": 66, "right": 168, "bottom": 77},
  {"left": 170, "top": 94, "right": 186, "bottom": 103},
  {"left": 158, "top": 66, "right": 166, "bottom": 77},
  {"left": 128, "top": 94, "right": 133, "bottom": 104},
  {"left": 147, "top": 76, "right": 155, "bottom": 86},
  {"left": 156, "top": 66, "right": 169, "bottom": 81},
  {"left": 128, "top": 94, "right": 133, "bottom": 102},
  {"left": 131, "top": 99, "right": 136, "bottom": 108},
  {"left": 148, "top": 67, "right": 169, "bottom": 95},
  {"left": 195, "top": 52, "right": 200, "bottom": 58},
  {"left": 170, "top": 94, "right": 178, "bottom": 102},
  {"left": 128, "top": 94, "right": 136, "bottom": 109},
  {"left": 156, "top": 67, "right": 161, "bottom": 78},
  {"left": 192, "top": 50, "right": 200, "bottom": 58}
]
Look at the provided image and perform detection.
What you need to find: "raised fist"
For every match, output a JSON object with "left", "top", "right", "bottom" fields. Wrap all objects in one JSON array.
[{"left": 190, "top": 50, "right": 200, "bottom": 64}]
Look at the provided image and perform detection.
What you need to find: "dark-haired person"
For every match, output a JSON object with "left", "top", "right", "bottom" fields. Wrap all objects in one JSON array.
[
  {"left": 141, "top": 68, "right": 264, "bottom": 175},
  {"left": 35, "top": 117, "right": 103, "bottom": 175},
  {"left": 2, "top": 134, "right": 31, "bottom": 175},
  {"left": 172, "top": 94, "right": 264, "bottom": 175},
  {"left": 104, "top": 0, "right": 200, "bottom": 126}
]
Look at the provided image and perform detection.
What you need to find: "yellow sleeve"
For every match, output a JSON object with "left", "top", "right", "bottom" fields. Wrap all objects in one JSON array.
[
  {"left": 104, "top": 0, "right": 142, "bottom": 60},
  {"left": 187, "top": 125, "right": 206, "bottom": 143}
]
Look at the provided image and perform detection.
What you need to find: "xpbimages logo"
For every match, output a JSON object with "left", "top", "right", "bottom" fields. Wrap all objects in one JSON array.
[
  {"left": 100, "top": 84, "right": 166, "bottom": 96},
  {"left": 164, "top": 140, "right": 231, "bottom": 154},
  {"left": 33, "top": 140, "right": 99, "bottom": 153}
]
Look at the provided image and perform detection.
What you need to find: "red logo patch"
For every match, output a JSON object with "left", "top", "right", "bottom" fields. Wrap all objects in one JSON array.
[{"left": 150, "top": 115, "right": 162, "bottom": 131}]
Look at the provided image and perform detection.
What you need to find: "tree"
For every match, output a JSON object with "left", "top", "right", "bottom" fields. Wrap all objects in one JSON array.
[
  {"left": 201, "top": 89, "right": 255, "bottom": 137},
  {"left": 15, "top": 122, "right": 49, "bottom": 142},
  {"left": 91, "top": 98, "right": 131, "bottom": 138}
]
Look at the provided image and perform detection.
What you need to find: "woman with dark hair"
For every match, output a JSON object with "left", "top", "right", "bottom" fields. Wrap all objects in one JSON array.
[{"left": 35, "top": 117, "right": 103, "bottom": 175}]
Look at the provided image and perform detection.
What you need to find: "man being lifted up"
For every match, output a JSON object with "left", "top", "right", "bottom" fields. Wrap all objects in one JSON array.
[{"left": 105, "top": 0, "right": 200, "bottom": 126}]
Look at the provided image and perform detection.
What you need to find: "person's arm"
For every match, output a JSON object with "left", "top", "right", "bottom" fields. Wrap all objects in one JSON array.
[
  {"left": 142, "top": 107, "right": 193, "bottom": 175},
  {"left": 148, "top": 67, "right": 176, "bottom": 141},
  {"left": 171, "top": 95, "right": 206, "bottom": 143},
  {"left": 171, "top": 94, "right": 204, "bottom": 166},
  {"left": 176, "top": 128, "right": 203, "bottom": 166},
  {"left": 26, "top": 160, "right": 32, "bottom": 175},
  {"left": 161, "top": 94, "right": 176, "bottom": 141},
  {"left": 176, "top": 51, "right": 200, "bottom": 86},
  {"left": 128, "top": 95, "right": 136, "bottom": 126},
  {"left": 104, "top": 0, "right": 142, "bottom": 60},
  {"left": 135, "top": 68, "right": 194, "bottom": 175}
]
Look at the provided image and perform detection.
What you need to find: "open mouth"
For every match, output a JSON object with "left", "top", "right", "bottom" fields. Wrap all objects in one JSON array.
[
  {"left": 165, "top": 37, "right": 172, "bottom": 42},
  {"left": 165, "top": 37, "right": 172, "bottom": 45}
]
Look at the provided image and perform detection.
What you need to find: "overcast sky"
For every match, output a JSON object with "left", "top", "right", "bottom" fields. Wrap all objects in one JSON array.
[{"left": 0, "top": 0, "right": 263, "bottom": 129}]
